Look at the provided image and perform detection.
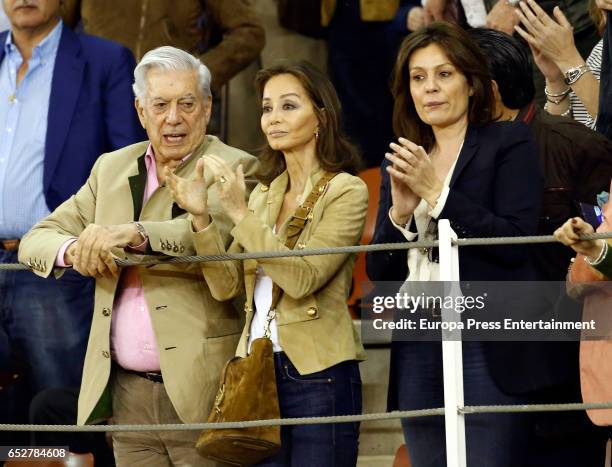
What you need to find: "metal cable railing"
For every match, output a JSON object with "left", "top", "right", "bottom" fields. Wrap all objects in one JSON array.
[{"left": 3, "top": 232, "right": 612, "bottom": 270}]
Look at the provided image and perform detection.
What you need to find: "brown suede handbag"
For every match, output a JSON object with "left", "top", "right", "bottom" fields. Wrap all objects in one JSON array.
[{"left": 196, "top": 172, "right": 337, "bottom": 466}]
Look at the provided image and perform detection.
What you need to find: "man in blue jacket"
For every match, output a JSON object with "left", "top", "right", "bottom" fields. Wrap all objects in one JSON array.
[{"left": 0, "top": 0, "right": 145, "bottom": 440}]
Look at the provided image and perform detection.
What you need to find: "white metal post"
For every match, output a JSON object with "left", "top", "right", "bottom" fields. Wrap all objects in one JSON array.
[{"left": 437, "top": 219, "right": 467, "bottom": 467}]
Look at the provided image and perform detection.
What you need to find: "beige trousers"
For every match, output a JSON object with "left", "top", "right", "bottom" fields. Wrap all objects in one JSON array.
[{"left": 111, "top": 368, "right": 209, "bottom": 467}]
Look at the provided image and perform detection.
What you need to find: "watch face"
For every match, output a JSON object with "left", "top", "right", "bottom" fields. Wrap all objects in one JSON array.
[{"left": 564, "top": 68, "right": 581, "bottom": 85}]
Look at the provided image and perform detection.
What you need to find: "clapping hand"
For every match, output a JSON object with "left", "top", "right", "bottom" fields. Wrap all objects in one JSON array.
[
  {"left": 385, "top": 138, "right": 443, "bottom": 224},
  {"left": 165, "top": 157, "right": 210, "bottom": 231},
  {"left": 514, "top": 0, "right": 578, "bottom": 70},
  {"left": 201, "top": 154, "right": 248, "bottom": 226}
]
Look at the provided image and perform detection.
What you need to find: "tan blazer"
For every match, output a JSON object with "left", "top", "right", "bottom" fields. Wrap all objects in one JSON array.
[
  {"left": 192, "top": 169, "right": 369, "bottom": 375},
  {"left": 18, "top": 135, "right": 258, "bottom": 426}
]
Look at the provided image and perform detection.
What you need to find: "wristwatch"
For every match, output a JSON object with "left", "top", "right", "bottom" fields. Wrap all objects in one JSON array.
[
  {"left": 564, "top": 65, "right": 589, "bottom": 86},
  {"left": 130, "top": 221, "right": 148, "bottom": 245}
]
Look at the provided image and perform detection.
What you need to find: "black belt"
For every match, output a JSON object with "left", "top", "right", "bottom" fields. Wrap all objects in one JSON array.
[{"left": 120, "top": 367, "right": 163, "bottom": 384}]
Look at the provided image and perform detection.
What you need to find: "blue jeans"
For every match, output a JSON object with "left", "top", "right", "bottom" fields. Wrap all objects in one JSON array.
[
  {"left": 255, "top": 352, "right": 362, "bottom": 467},
  {"left": 0, "top": 250, "right": 94, "bottom": 429},
  {"left": 391, "top": 341, "right": 531, "bottom": 467}
]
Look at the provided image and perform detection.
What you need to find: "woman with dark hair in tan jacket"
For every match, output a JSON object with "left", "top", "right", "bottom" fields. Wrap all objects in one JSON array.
[{"left": 166, "top": 61, "right": 368, "bottom": 466}]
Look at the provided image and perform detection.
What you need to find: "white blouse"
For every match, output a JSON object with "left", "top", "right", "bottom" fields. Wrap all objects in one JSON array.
[
  {"left": 248, "top": 261, "right": 284, "bottom": 353},
  {"left": 390, "top": 147, "right": 461, "bottom": 282}
]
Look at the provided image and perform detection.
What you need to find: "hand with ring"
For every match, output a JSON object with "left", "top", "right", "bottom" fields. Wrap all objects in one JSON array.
[{"left": 204, "top": 154, "right": 248, "bottom": 226}]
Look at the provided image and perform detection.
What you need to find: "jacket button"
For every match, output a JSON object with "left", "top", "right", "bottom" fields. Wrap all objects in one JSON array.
[
  {"left": 179, "top": 245, "right": 185, "bottom": 253},
  {"left": 102, "top": 307, "right": 111, "bottom": 317},
  {"left": 101, "top": 350, "right": 110, "bottom": 358},
  {"left": 297, "top": 243, "right": 306, "bottom": 249},
  {"left": 159, "top": 240, "right": 165, "bottom": 250},
  {"left": 244, "top": 303, "right": 253, "bottom": 313},
  {"left": 306, "top": 307, "right": 317, "bottom": 317},
  {"left": 260, "top": 185, "right": 269, "bottom": 192}
]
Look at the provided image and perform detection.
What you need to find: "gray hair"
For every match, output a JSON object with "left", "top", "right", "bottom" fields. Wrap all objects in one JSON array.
[{"left": 132, "top": 46, "right": 212, "bottom": 102}]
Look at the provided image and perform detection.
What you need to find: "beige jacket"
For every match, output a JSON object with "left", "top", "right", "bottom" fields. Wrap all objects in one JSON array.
[
  {"left": 193, "top": 169, "right": 369, "bottom": 375},
  {"left": 321, "top": 0, "right": 400, "bottom": 26},
  {"left": 18, "top": 136, "right": 258, "bottom": 426},
  {"left": 61, "top": 0, "right": 265, "bottom": 90}
]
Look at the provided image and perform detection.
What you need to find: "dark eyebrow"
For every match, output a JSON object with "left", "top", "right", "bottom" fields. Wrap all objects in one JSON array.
[
  {"left": 262, "top": 93, "right": 301, "bottom": 102},
  {"left": 409, "top": 62, "right": 454, "bottom": 72}
]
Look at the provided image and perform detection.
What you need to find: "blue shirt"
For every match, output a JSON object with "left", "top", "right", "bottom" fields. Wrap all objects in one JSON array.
[{"left": 0, "top": 20, "right": 62, "bottom": 238}]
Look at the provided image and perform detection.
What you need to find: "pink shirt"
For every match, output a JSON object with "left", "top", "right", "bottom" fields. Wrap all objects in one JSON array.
[
  {"left": 56, "top": 145, "right": 188, "bottom": 371},
  {"left": 109, "top": 144, "right": 161, "bottom": 371}
]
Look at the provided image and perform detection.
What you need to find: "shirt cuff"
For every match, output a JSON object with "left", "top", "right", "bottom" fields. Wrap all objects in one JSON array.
[
  {"left": 55, "top": 238, "right": 78, "bottom": 267},
  {"left": 429, "top": 186, "right": 450, "bottom": 219},
  {"left": 388, "top": 208, "right": 417, "bottom": 241}
]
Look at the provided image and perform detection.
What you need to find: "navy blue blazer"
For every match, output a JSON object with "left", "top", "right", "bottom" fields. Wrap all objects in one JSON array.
[
  {"left": 0, "top": 25, "right": 146, "bottom": 211},
  {"left": 367, "top": 121, "right": 542, "bottom": 283},
  {"left": 364, "top": 122, "right": 581, "bottom": 395}
]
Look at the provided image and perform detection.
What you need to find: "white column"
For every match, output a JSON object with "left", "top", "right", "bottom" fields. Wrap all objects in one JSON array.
[{"left": 437, "top": 219, "right": 467, "bottom": 467}]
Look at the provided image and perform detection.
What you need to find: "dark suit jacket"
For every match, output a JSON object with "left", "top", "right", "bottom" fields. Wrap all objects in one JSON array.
[
  {"left": 365, "top": 122, "right": 583, "bottom": 395},
  {"left": 367, "top": 121, "right": 541, "bottom": 282},
  {"left": 0, "top": 25, "right": 146, "bottom": 211}
]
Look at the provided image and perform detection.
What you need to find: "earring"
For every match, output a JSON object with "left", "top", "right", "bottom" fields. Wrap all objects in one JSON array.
[{"left": 315, "top": 129, "right": 320, "bottom": 141}]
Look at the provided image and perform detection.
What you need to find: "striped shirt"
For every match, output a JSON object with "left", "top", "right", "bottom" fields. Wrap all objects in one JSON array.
[{"left": 569, "top": 39, "right": 602, "bottom": 130}]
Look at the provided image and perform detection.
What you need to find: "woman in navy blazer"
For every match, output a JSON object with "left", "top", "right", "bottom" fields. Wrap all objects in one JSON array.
[{"left": 366, "top": 23, "right": 542, "bottom": 466}]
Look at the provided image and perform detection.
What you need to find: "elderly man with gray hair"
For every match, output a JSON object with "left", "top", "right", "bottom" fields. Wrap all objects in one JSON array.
[{"left": 18, "top": 45, "right": 258, "bottom": 465}]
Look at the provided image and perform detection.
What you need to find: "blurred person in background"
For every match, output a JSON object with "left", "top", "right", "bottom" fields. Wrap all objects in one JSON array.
[
  {"left": 0, "top": 0, "right": 143, "bottom": 446},
  {"left": 471, "top": 27, "right": 612, "bottom": 467},
  {"left": 596, "top": 0, "right": 612, "bottom": 139},
  {"left": 323, "top": 0, "right": 421, "bottom": 168},
  {"left": 60, "top": 0, "right": 265, "bottom": 93},
  {"left": 516, "top": 0, "right": 605, "bottom": 129},
  {"left": 556, "top": 210, "right": 612, "bottom": 429},
  {"left": 423, "top": 0, "right": 599, "bottom": 105}
]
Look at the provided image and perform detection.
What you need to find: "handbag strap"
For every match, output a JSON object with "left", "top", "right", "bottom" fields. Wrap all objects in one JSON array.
[{"left": 263, "top": 171, "right": 338, "bottom": 337}]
